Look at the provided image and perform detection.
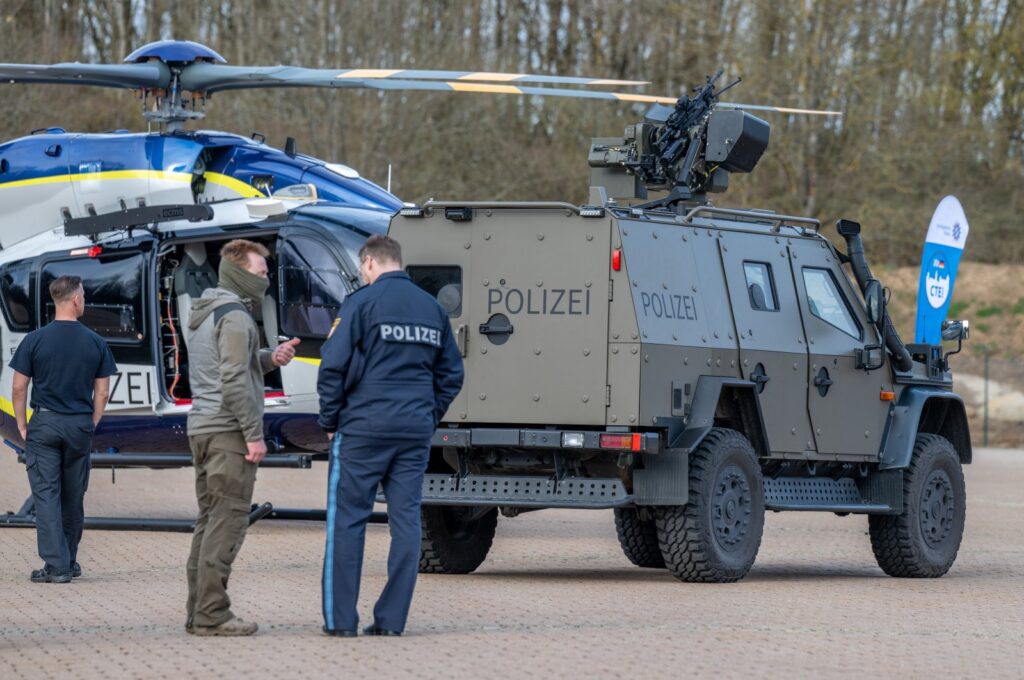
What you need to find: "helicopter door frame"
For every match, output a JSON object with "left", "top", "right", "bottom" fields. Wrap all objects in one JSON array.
[
  {"left": 273, "top": 224, "right": 358, "bottom": 407},
  {"left": 274, "top": 224, "right": 359, "bottom": 360},
  {"left": 151, "top": 227, "right": 284, "bottom": 409},
  {"left": 32, "top": 238, "right": 159, "bottom": 412}
]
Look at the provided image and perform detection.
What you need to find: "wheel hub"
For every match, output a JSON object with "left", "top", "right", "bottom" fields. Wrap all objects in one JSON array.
[
  {"left": 712, "top": 464, "right": 752, "bottom": 549},
  {"left": 920, "top": 469, "right": 955, "bottom": 548}
]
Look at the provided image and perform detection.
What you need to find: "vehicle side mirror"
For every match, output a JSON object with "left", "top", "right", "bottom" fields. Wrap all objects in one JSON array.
[
  {"left": 863, "top": 279, "right": 884, "bottom": 325},
  {"left": 941, "top": 319, "right": 970, "bottom": 342}
]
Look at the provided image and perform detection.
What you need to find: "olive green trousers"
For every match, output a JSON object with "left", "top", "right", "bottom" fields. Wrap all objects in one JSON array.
[{"left": 185, "top": 431, "right": 257, "bottom": 628}]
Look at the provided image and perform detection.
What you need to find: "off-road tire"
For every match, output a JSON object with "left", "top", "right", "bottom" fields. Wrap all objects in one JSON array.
[
  {"left": 655, "top": 427, "right": 764, "bottom": 583},
  {"left": 869, "top": 433, "right": 965, "bottom": 578},
  {"left": 419, "top": 506, "right": 498, "bottom": 574},
  {"left": 614, "top": 508, "right": 666, "bottom": 568}
]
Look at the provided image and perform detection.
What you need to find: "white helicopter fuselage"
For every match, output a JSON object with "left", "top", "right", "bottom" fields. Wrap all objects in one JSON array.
[{"left": 0, "top": 194, "right": 390, "bottom": 456}]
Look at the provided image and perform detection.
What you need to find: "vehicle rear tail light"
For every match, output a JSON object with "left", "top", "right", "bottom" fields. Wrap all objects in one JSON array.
[
  {"left": 612, "top": 248, "right": 622, "bottom": 271},
  {"left": 599, "top": 433, "right": 642, "bottom": 451}
]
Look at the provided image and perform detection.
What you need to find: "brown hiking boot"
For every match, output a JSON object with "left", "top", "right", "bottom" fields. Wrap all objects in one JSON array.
[{"left": 192, "top": 617, "right": 258, "bottom": 637}]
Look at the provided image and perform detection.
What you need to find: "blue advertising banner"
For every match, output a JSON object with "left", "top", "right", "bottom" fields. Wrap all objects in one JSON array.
[{"left": 915, "top": 196, "right": 969, "bottom": 344}]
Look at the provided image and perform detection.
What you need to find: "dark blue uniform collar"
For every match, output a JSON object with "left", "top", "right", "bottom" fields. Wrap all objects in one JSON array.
[{"left": 375, "top": 271, "right": 410, "bottom": 283}]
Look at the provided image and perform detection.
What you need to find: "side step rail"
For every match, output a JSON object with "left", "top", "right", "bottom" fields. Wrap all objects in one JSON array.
[{"left": 764, "top": 475, "right": 900, "bottom": 514}]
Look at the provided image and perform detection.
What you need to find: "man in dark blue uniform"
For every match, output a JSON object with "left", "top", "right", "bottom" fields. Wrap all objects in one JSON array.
[
  {"left": 10, "top": 275, "right": 117, "bottom": 583},
  {"left": 318, "top": 235, "right": 464, "bottom": 637}
]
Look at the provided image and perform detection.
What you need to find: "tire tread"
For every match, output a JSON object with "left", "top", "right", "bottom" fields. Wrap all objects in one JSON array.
[
  {"left": 419, "top": 506, "right": 497, "bottom": 575},
  {"left": 614, "top": 508, "right": 665, "bottom": 569},
  {"left": 868, "top": 433, "right": 965, "bottom": 578},
  {"left": 655, "top": 427, "right": 763, "bottom": 584}
]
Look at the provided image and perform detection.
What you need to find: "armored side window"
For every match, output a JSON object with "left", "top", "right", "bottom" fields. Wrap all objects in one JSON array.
[
  {"left": 802, "top": 267, "right": 861, "bottom": 339},
  {"left": 40, "top": 253, "right": 146, "bottom": 343},
  {"left": 407, "top": 266, "right": 462, "bottom": 316},
  {"left": 743, "top": 261, "right": 778, "bottom": 311},
  {"left": 278, "top": 236, "right": 349, "bottom": 339},
  {"left": 0, "top": 261, "right": 36, "bottom": 333}
]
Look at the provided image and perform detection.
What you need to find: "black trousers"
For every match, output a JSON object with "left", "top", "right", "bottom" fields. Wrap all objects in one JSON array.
[{"left": 24, "top": 411, "right": 94, "bottom": 574}]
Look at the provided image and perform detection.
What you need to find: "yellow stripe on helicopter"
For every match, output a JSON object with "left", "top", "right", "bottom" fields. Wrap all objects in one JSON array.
[
  {"left": 203, "top": 172, "right": 265, "bottom": 198},
  {"left": 448, "top": 82, "right": 523, "bottom": 95},
  {"left": 611, "top": 93, "right": 678, "bottom": 104},
  {"left": 0, "top": 169, "right": 265, "bottom": 199},
  {"left": 0, "top": 169, "right": 193, "bottom": 190},
  {"left": 0, "top": 396, "right": 31, "bottom": 420}
]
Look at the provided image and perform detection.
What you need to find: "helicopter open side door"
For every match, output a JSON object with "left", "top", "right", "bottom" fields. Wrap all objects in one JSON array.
[{"left": 273, "top": 224, "right": 360, "bottom": 411}]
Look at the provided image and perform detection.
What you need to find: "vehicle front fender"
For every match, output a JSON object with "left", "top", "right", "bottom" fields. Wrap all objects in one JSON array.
[{"left": 879, "top": 387, "right": 972, "bottom": 469}]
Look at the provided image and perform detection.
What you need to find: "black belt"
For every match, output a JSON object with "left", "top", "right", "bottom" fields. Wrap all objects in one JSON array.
[{"left": 33, "top": 407, "right": 85, "bottom": 416}]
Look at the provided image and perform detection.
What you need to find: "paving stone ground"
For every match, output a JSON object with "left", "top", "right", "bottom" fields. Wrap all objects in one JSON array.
[{"left": 0, "top": 448, "right": 1021, "bottom": 679}]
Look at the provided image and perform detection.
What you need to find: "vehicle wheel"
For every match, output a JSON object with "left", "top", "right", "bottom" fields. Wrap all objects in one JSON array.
[
  {"left": 655, "top": 427, "right": 764, "bottom": 583},
  {"left": 419, "top": 506, "right": 498, "bottom": 574},
  {"left": 614, "top": 508, "right": 666, "bottom": 568},
  {"left": 869, "top": 433, "right": 966, "bottom": 578}
]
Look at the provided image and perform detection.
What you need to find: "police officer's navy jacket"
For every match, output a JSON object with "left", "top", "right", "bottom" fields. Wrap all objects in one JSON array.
[{"left": 317, "top": 271, "right": 464, "bottom": 439}]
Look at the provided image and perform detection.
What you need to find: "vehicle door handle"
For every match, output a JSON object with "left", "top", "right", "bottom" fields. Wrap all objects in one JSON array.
[
  {"left": 814, "top": 367, "right": 833, "bottom": 397},
  {"left": 479, "top": 321, "right": 513, "bottom": 336},
  {"left": 749, "top": 363, "right": 769, "bottom": 394}
]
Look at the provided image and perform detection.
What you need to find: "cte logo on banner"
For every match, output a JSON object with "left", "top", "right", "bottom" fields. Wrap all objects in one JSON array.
[
  {"left": 380, "top": 323, "right": 442, "bottom": 347},
  {"left": 915, "top": 196, "right": 969, "bottom": 344},
  {"left": 925, "top": 253, "right": 951, "bottom": 309}
]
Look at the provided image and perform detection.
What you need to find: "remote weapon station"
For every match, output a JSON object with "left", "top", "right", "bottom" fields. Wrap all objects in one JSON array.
[{"left": 0, "top": 42, "right": 970, "bottom": 581}]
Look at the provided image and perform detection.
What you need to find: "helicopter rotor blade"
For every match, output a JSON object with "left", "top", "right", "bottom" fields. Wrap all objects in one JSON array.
[
  {"left": 716, "top": 102, "right": 843, "bottom": 116},
  {"left": 333, "top": 68, "right": 648, "bottom": 87},
  {"left": 0, "top": 62, "right": 169, "bottom": 89},
  {"left": 180, "top": 64, "right": 648, "bottom": 93},
  {"left": 182, "top": 69, "right": 843, "bottom": 115}
]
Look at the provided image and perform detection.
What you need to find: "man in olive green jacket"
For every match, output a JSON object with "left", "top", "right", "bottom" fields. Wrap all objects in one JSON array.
[{"left": 184, "top": 239, "right": 300, "bottom": 637}]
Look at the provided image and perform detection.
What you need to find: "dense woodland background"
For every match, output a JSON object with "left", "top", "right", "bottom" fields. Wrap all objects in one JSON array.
[{"left": 0, "top": 0, "right": 1021, "bottom": 265}]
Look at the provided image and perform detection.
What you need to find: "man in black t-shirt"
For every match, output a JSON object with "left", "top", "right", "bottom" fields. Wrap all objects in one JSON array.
[{"left": 10, "top": 275, "right": 117, "bottom": 583}]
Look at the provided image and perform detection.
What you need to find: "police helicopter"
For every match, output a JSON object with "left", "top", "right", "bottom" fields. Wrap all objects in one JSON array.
[{"left": 0, "top": 40, "right": 839, "bottom": 527}]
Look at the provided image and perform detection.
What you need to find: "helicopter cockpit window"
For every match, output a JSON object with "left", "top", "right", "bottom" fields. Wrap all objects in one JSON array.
[
  {"left": 407, "top": 266, "right": 462, "bottom": 316},
  {"left": 0, "top": 261, "right": 36, "bottom": 332},
  {"left": 279, "top": 236, "right": 349, "bottom": 338},
  {"left": 40, "top": 253, "right": 145, "bottom": 343}
]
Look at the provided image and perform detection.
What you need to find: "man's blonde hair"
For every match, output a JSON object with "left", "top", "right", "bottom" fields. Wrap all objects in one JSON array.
[{"left": 220, "top": 239, "right": 270, "bottom": 266}]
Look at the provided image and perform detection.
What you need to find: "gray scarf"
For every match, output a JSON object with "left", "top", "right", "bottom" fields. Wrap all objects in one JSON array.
[{"left": 219, "top": 258, "right": 269, "bottom": 308}]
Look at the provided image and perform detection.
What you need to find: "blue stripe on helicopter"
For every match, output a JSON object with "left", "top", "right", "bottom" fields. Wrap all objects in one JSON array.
[
  {"left": 0, "top": 133, "right": 202, "bottom": 185},
  {"left": 0, "top": 131, "right": 401, "bottom": 211}
]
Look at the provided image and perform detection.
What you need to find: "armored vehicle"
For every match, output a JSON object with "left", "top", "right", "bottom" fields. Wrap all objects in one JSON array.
[{"left": 395, "top": 75, "right": 971, "bottom": 583}]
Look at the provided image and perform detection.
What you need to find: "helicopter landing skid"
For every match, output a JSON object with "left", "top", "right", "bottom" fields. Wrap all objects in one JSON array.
[{"left": 1, "top": 443, "right": 388, "bottom": 532}]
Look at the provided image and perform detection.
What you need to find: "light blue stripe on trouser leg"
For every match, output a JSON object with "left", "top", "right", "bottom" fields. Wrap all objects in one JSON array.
[{"left": 322, "top": 433, "right": 343, "bottom": 630}]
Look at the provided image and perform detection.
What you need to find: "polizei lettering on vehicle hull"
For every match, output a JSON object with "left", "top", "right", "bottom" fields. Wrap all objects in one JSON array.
[
  {"left": 488, "top": 288, "right": 591, "bottom": 316},
  {"left": 640, "top": 291, "right": 699, "bottom": 321}
]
